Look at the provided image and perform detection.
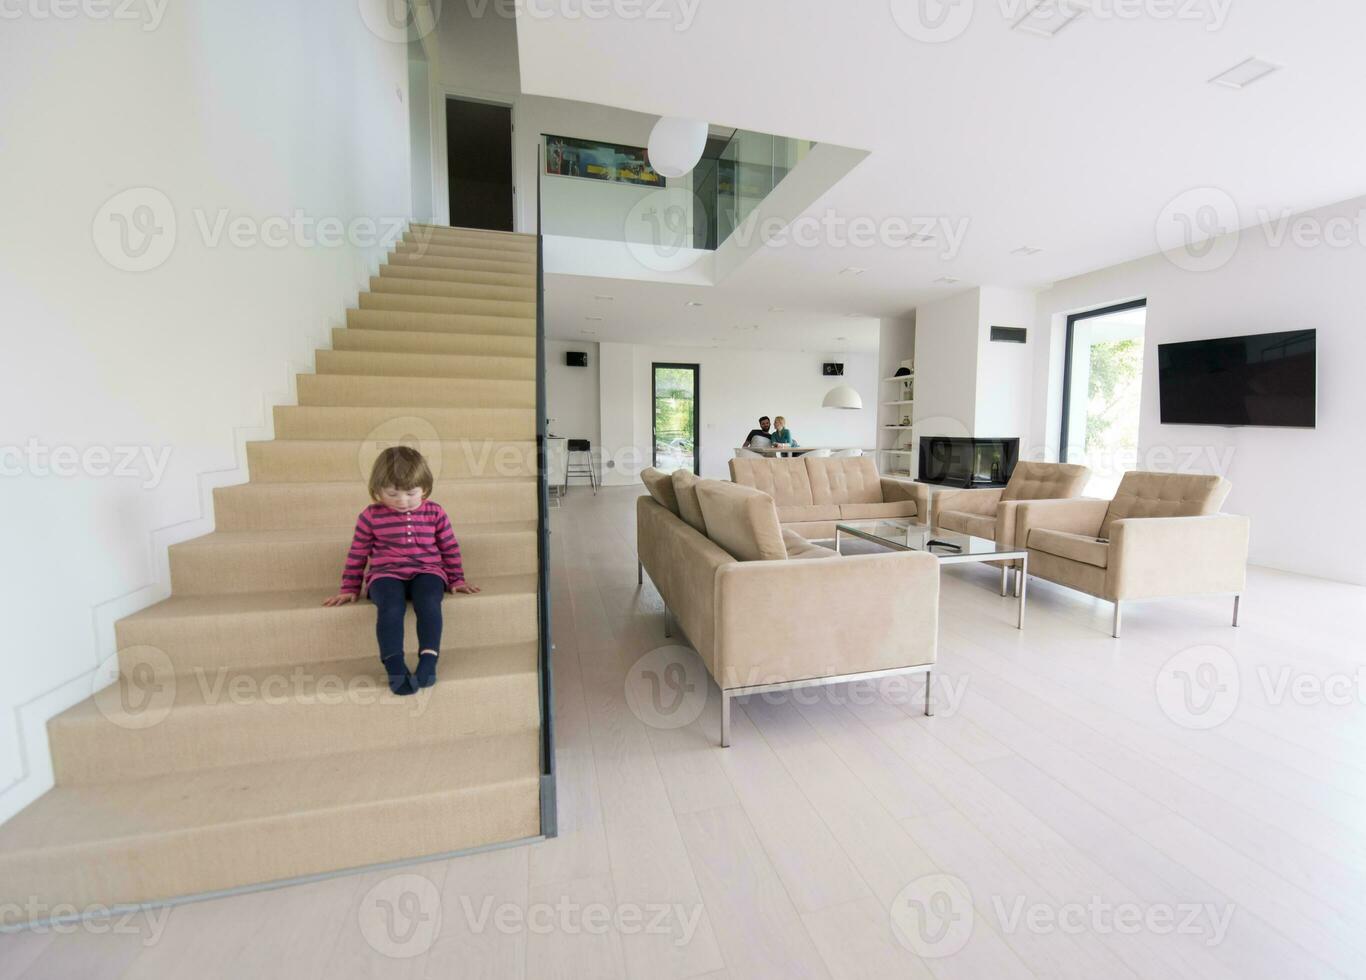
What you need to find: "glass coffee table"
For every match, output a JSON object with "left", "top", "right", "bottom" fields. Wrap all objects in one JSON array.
[{"left": 834, "top": 519, "right": 1028, "bottom": 629}]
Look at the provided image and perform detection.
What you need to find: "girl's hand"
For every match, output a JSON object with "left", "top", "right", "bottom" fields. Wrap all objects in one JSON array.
[
  {"left": 451, "top": 582, "right": 481, "bottom": 594},
  {"left": 323, "top": 593, "right": 359, "bottom": 606}
]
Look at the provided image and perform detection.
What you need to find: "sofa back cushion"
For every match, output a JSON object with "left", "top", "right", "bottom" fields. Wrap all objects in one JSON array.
[
  {"left": 1100, "top": 471, "right": 1231, "bottom": 539},
  {"left": 806, "top": 456, "right": 883, "bottom": 505},
  {"left": 671, "top": 468, "right": 707, "bottom": 534},
  {"left": 728, "top": 457, "right": 815, "bottom": 507},
  {"left": 640, "top": 467, "right": 681, "bottom": 516},
  {"left": 696, "top": 479, "right": 788, "bottom": 561},
  {"left": 1002, "top": 461, "right": 1091, "bottom": 502}
]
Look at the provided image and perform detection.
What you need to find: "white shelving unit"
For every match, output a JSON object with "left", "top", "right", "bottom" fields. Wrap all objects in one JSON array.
[{"left": 878, "top": 370, "right": 915, "bottom": 476}]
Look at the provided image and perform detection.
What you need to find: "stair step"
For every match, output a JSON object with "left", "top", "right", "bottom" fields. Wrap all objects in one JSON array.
[
  {"left": 0, "top": 732, "right": 541, "bottom": 911},
  {"left": 213, "top": 477, "right": 536, "bottom": 530},
  {"left": 394, "top": 241, "right": 536, "bottom": 268},
  {"left": 115, "top": 575, "right": 538, "bottom": 672},
  {"left": 247, "top": 437, "right": 536, "bottom": 481},
  {"left": 332, "top": 326, "right": 535, "bottom": 359},
  {"left": 385, "top": 250, "right": 540, "bottom": 276},
  {"left": 367, "top": 273, "right": 534, "bottom": 303},
  {"left": 315, "top": 349, "right": 535, "bottom": 382},
  {"left": 409, "top": 223, "right": 535, "bottom": 246},
  {"left": 170, "top": 523, "right": 537, "bottom": 594},
  {"left": 401, "top": 229, "right": 536, "bottom": 254},
  {"left": 297, "top": 373, "right": 534, "bottom": 409},
  {"left": 346, "top": 307, "right": 535, "bottom": 337},
  {"left": 272, "top": 405, "right": 536, "bottom": 440},
  {"left": 360, "top": 291, "right": 537, "bottom": 318},
  {"left": 49, "top": 643, "right": 540, "bottom": 783},
  {"left": 378, "top": 262, "right": 534, "bottom": 289}
]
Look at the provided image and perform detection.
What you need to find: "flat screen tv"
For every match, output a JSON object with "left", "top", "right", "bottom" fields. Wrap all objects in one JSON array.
[{"left": 1157, "top": 329, "right": 1316, "bottom": 428}]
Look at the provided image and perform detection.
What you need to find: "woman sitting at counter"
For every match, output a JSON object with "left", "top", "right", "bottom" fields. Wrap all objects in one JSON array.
[{"left": 770, "top": 415, "right": 798, "bottom": 448}]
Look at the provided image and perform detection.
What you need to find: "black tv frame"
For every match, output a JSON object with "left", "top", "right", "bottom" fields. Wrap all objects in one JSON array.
[{"left": 1157, "top": 329, "right": 1317, "bottom": 429}]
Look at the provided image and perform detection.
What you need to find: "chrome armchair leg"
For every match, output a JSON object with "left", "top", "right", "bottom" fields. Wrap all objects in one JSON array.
[
  {"left": 924, "top": 671, "right": 934, "bottom": 717},
  {"left": 663, "top": 606, "right": 672, "bottom": 638},
  {"left": 1112, "top": 601, "right": 1122, "bottom": 638},
  {"left": 720, "top": 693, "right": 731, "bottom": 747},
  {"left": 637, "top": 560, "right": 643, "bottom": 585},
  {"left": 1233, "top": 594, "right": 1241, "bottom": 627}
]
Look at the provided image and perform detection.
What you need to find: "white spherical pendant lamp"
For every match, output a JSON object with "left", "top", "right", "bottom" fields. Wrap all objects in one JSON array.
[
  {"left": 647, "top": 117, "right": 708, "bottom": 178},
  {"left": 821, "top": 384, "right": 863, "bottom": 410}
]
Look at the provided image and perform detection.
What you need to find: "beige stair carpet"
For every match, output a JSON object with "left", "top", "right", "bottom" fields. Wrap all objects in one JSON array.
[{"left": 0, "top": 226, "right": 545, "bottom": 915}]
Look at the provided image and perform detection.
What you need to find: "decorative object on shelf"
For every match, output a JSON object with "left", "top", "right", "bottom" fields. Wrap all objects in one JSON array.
[
  {"left": 901, "top": 415, "right": 911, "bottom": 426},
  {"left": 894, "top": 366, "right": 911, "bottom": 377},
  {"left": 546, "top": 134, "right": 665, "bottom": 186},
  {"left": 646, "top": 117, "right": 708, "bottom": 178}
]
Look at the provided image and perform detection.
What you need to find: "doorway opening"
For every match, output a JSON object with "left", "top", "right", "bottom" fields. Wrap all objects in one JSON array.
[
  {"left": 1060, "top": 299, "right": 1147, "bottom": 497},
  {"left": 445, "top": 97, "right": 513, "bottom": 231},
  {"left": 652, "top": 363, "right": 699, "bottom": 475}
]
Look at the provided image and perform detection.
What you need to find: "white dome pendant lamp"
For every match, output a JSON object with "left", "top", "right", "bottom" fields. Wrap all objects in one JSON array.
[
  {"left": 647, "top": 117, "right": 708, "bottom": 178},
  {"left": 821, "top": 336, "right": 863, "bottom": 409}
]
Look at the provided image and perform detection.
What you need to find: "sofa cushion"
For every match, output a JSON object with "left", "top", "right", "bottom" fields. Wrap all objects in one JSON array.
[
  {"left": 938, "top": 509, "right": 997, "bottom": 541},
  {"left": 1002, "top": 461, "right": 1091, "bottom": 502},
  {"left": 806, "top": 456, "right": 884, "bottom": 505},
  {"left": 671, "top": 468, "right": 707, "bottom": 534},
  {"left": 728, "top": 457, "right": 815, "bottom": 507},
  {"left": 696, "top": 480, "right": 788, "bottom": 562},
  {"left": 839, "top": 500, "right": 920, "bottom": 522},
  {"left": 1029, "top": 528, "right": 1110, "bottom": 568},
  {"left": 1100, "top": 471, "right": 1231, "bottom": 539},
  {"left": 777, "top": 503, "right": 842, "bottom": 525},
  {"left": 640, "top": 467, "right": 681, "bottom": 516},
  {"left": 781, "top": 528, "right": 838, "bottom": 561}
]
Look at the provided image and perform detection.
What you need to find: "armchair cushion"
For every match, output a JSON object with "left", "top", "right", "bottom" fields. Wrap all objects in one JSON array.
[
  {"left": 728, "top": 457, "right": 814, "bottom": 507},
  {"left": 931, "top": 487, "right": 1002, "bottom": 526},
  {"left": 1015, "top": 497, "right": 1111, "bottom": 551},
  {"left": 939, "top": 510, "right": 997, "bottom": 541},
  {"left": 1029, "top": 528, "right": 1109, "bottom": 568},
  {"left": 1002, "top": 461, "right": 1091, "bottom": 502},
  {"left": 671, "top": 468, "right": 708, "bottom": 534},
  {"left": 696, "top": 479, "right": 788, "bottom": 562},
  {"left": 1100, "top": 471, "right": 1231, "bottom": 540},
  {"left": 641, "top": 467, "right": 681, "bottom": 516}
]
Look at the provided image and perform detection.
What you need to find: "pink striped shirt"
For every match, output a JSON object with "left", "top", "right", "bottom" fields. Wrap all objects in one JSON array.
[{"left": 340, "top": 500, "right": 466, "bottom": 596}]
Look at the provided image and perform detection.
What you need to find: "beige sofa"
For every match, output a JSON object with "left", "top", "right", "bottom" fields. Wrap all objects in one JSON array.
[
  {"left": 638, "top": 468, "right": 939, "bottom": 745},
  {"left": 1014, "top": 471, "right": 1249, "bottom": 636},
  {"left": 930, "top": 461, "right": 1091, "bottom": 594},
  {"left": 728, "top": 455, "right": 930, "bottom": 540}
]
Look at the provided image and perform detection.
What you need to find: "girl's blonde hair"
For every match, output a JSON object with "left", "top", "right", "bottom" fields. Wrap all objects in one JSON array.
[
  {"left": 368, "top": 446, "right": 434, "bottom": 501},
  {"left": 774, "top": 416, "right": 786, "bottom": 428}
]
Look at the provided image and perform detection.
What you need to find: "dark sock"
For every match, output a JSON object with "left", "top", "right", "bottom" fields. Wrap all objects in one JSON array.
[
  {"left": 382, "top": 655, "right": 416, "bottom": 696},
  {"left": 415, "top": 651, "right": 439, "bottom": 689}
]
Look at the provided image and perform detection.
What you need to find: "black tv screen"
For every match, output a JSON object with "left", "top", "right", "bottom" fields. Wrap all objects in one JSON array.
[{"left": 1158, "top": 330, "right": 1316, "bottom": 428}]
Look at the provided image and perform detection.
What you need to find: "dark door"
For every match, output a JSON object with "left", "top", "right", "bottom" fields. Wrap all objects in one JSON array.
[{"left": 445, "top": 98, "right": 513, "bottom": 231}]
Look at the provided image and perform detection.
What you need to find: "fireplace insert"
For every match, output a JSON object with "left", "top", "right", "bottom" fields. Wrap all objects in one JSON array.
[{"left": 918, "top": 437, "right": 1020, "bottom": 488}]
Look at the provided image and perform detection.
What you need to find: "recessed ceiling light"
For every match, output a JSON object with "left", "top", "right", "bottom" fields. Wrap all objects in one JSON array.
[
  {"left": 685, "top": 300, "right": 703, "bottom": 307},
  {"left": 934, "top": 275, "right": 962, "bottom": 285},
  {"left": 1208, "top": 56, "right": 1282, "bottom": 90},
  {"left": 844, "top": 313, "right": 865, "bottom": 319},
  {"left": 593, "top": 294, "right": 614, "bottom": 302},
  {"left": 768, "top": 306, "right": 785, "bottom": 312},
  {"left": 1011, "top": 245, "right": 1044, "bottom": 256},
  {"left": 839, "top": 266, "right": 867, "bottom": 276},
  {"left": 1012, "top": 0, "right": 1088, "bottom": 37},
  {"left": 584, "top": 314, "right": 604, "bottom": 321}
]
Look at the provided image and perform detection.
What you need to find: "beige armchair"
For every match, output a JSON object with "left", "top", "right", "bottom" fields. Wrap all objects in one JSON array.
[
  {"left": 1013, "top": 471, "right": 1249, "bottom": 636},
  {"left": 930, "top": 461, "right": 1091, "bottom": 595}
]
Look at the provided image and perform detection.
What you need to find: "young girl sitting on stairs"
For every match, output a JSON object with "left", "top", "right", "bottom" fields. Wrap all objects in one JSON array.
[{"left": 323, "top": 446, "right": 481, "bottom": 696}]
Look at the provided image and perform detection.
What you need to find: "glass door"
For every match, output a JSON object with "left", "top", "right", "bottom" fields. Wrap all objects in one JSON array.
[
  {"left": 652, "top": 363, "right": 699, "bottom": 475},
  {"left": 1060, "top": 300, "right": 1147, "bottom": 497}
]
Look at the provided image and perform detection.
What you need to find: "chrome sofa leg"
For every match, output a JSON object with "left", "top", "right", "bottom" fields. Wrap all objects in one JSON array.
[
  {"left": 1112, "top": 601, "right": 1122, "bottom": 638},
  {"left": 1233, "top": 594, "right": 1241, "bottom": 627},
  {"left": 720, "top": 693, "right": 731, "bottom": 747},
  {"left": 924, "top": 670, "right": 934, "bottom": 717},
  {"left": 637, "top": 560, "right": 643, "bottom": 585}
]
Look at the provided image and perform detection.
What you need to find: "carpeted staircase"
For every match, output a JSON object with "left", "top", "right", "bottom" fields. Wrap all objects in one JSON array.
[{"left": 0, "top": 224, "right": 547, "bottom": 913}]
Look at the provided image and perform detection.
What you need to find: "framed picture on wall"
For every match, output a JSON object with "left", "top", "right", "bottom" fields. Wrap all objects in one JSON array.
[{"left": 545, "top": 135, "right": 666, "bottom": 187}]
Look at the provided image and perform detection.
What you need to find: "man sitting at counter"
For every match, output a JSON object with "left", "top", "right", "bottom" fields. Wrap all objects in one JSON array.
[{"left": 741, "top": 416, "right": 774, "bottom": 448}]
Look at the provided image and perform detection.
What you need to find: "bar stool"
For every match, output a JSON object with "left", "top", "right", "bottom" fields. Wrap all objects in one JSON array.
[{"left": 566, "top": 438, "right": 598, "bottom": 494}]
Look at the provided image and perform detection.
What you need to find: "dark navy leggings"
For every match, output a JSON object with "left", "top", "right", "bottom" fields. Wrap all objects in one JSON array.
[{"left": 369, "top": 574, "right": 444, "bottom": 661}]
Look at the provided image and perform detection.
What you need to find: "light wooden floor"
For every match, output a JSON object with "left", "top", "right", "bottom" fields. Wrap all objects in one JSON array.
[{"left": 5, "top": 485, "right": 1365, "bottom": 979}]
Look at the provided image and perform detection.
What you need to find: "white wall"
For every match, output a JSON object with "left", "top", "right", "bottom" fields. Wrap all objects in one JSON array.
[
  {"left": 912, "top": 289, "right": 982, "bottom": 442},
  {"left": 594, "top": 344, "right": 878, "bottom": 484},
  {"left": 0, "top": 1, "right": 411, "bottom": 824},
  {"left": 546, "top": 340, "right": 602, "bottom": 475},
  {"left": 974, "top": 286, "right": 1038, "bottom": 443},
  {"left": 1030, "top": 195, "right": 1366, "bottom": 584}
]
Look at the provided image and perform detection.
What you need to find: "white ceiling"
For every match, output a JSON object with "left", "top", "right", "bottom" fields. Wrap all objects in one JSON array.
[{"left": 519, "top": 0, "right": 1366, "bottom": 328}]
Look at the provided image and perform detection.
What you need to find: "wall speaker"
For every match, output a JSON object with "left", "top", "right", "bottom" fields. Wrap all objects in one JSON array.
[
  {"left": 822, "top": 362, "right": 845, "bottom": 376},
  {"left": 566, "top": 351, "right": 588, "bottom": 367}
]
